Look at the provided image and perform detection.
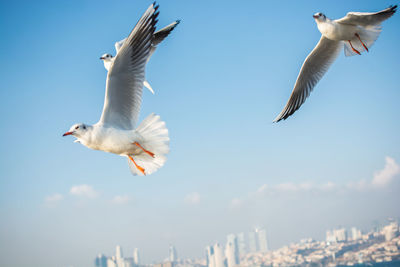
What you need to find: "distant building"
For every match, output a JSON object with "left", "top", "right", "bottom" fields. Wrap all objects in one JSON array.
[
  {"left": 226, "top": 234, "right": 239, "bottom": 264},
  {"left": 213, "top": 243, "right": 225, "bottom": 267},
  {"left": 382, "top": 221, "right": 399, "bottom": 241},
  {"left": 225, "top": 237, "right": 239, "bottom": 267},
  {"left": 351, "top": 227, "right": 362, "bottom": 240},
  {"left": 133, "top": 248, "right": 140, "bottom": 266},
  {"left": 206, "top": 245, "right": 216, "bottom": 267},
  {"left": 237, "top": 232, "right": 246, "bottom": 257},
  {"left": 248, "top": 230, "right": 259, "bottom": 252},
  {"left": 107, "top": 257, "right": 117, "bottom": 267},
  {"left": 169, "top": 245, "right": 178, "bottom": 262},
  {"left": 257, "top": 228, "right": 269, "bottom": 252},
  {"left": 326, "top": 228, "right": 347, "bottom": 243},
  {"left": 95, "top": 254, "right": 107, "bottom": 267}
]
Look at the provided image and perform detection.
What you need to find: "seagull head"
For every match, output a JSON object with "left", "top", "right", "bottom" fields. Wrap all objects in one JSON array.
[
  {"left": 63, "top": 123, "right": 89, "bottom": 138},
  {"left": 100, "top": 53, "right": 113, "bottom": 61},
  {"left": 313, "top": 12, "right": 326, "bottom": 21}
]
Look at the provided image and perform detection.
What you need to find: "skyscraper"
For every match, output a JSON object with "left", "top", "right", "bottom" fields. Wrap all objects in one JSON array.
[
  {"left": 257, "top": 228, "right": 269, "bottom": 252},
  {"left": 226, "top": 234, "right": 239, "bottom": 265},
  {"left": 351, "top": 227, "right": 362, "bottom": 240},
  {"left": 205, "top": 245, "right": 215, "bottom": 267},
  {"left": 116, "top": 245, "right": 123, "bottom": 260},
  {"left": 133, "top": 248, "right": 140, "bottom": 266},
  {"left": 213, "top": 243, "right": 225, "bottom": 267},
  {"left": 237, "top": 232, "right": 246, "bottom": 257},
  {"left": 95, "top": 254, "right": 107, "bottom": 267},
  {"left": 169, "top": 245, "right": 177, "bottom": 262},
  {"left": 248, "top": 230, "right": 259, "bottom": 252},
  {"left": 225, "top": 238, "right": 239, "bottom": 267}
]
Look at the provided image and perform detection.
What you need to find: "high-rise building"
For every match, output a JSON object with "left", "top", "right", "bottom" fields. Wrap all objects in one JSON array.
[
  {"left": 382, "top": 221, "right": 399, "bottom": 241},
  {"left": 326, "top": 228, "right": 347, "bottom": 243},
  {"left": 169, "top": 245, "right": 177, "bottom": 262},
  {"left": 226, "top": 234, "right": 239, "bottom": 265},
  {"left": 257, "top": 228, "right": 268, "bottom": 252},
  {"left": 225, "top": 239, "right": 239, "bottom": 267},
  {"left": 351, "top": 227, "right": 362, "bottom": 240},
  {"left": 116, "top": 245, "right": 123, "bottom": 260},
  {"left": 213, "top": 243, "right": 225, "bottom": 267},
  {"left": 237, "top": 232, "right": 246, "bottom": 257},
  {"left": 206, "top": 245, "right": 215, "bottom": 267},
  {"left": 248, "top": 230, "right": 259, "bottom": 252},
  {"left": 95, "top": 254, "right": 107, "bottom": 267},
  {"left": 107, "top": 257, "right": 117, "bottom": 267},
  {"left": 133, "top": 248, "right": 140, "bottom": 266}
]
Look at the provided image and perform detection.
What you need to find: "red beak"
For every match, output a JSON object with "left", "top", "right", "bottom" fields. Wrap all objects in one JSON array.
[
  {"left": 313, "top": 15, "right": 319, "bottom": 19},
  {"left": 63, "top": 131, "right": 73, "bottom": 137}
]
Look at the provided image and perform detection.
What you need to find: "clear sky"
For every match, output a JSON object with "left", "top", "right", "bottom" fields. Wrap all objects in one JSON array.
[{"left": 0, "top": 0, "right": 399, "bottom": 266}]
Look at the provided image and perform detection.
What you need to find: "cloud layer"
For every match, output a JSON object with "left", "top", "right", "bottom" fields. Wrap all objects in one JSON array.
[
  {"left": 69, "top": 184, "right": 99, "bottom": 198},
  {"left": 232, "top": 156, "right": 400, "bottom": 208}
]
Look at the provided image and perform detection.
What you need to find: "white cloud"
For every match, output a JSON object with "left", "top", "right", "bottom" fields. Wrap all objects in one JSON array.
[
  {"left": 45, "top": 193, "right": 63, "bottom": 205},
  {"left": 70, "top": 184, "right": 99, "bottom": 198},
  {"left": 184, "top": 192, "right": 201, "bottom": 205},
  {"left": 232, "top": 156, "right": 399, "bottom": 208},
  {"left": 111, "top": 195, "right": 131, "bottom": 205},
  {"left": 372, "top": 156, "right": 400, "bottom": 187}
]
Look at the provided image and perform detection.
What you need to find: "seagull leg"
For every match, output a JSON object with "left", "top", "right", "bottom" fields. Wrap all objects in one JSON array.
[
  {"left": 134, "top": 142, "right": 155, "bottom": 158},
  {"left": 355, "top": 33, "right": 369, "bottom": 52},
  {"left": 128, "top": 155, "right": 146, "bottom": 175},
  {"left": 348, "top": 40, "right": 361, "bottom": 55}
]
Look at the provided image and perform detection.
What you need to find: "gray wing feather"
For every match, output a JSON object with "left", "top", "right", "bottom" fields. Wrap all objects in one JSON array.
[
  {"left": 274, "top": 37, "right": 342, "bottom": 122},
  {"left": 148, "top": 20, "right": 180, "bottom": 62},
  {"left": 336, "top": 5, "right": 397, "bottom": 27},
  {"left": 99, "top": 3, "right": 159, "bottom": 129}
]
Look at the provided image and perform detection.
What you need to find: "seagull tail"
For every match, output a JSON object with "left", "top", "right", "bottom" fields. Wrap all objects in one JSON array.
[
  {"left": 344, "top": 26, "right": 381, "bottom": 57},
  {"left": 127, "top": 113, "right": 169, "bottom": 176}
]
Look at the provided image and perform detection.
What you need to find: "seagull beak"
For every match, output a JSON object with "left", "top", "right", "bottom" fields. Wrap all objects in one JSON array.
[
  {"left": 100, "top": 56, "right": 105, "bottom": 60},
  {"left": 63, "top": 131, "right": 73, "bottom": 137},
  {"left": 313, "top": 15, "right": 319, "bottom": 19}
]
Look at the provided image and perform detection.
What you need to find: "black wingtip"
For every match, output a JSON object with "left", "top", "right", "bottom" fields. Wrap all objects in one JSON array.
[{"left": 176, "top": 19, "right": 181, "bottom": 24}]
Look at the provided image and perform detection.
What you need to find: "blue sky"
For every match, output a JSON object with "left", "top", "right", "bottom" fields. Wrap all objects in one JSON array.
[{"left": 0, "top": 0, "right": 399, "bottom": 266}]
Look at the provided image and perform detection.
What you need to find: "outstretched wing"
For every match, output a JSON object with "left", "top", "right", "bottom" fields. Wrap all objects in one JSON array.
[
  {"left": 148, "top": 20, "right": 180, "bottom": 62},
  {"left": 274, "top": 37, "right": 342, "bottom": 122},
  {"left": 99, "top": 3, "right": 159, "bottom": 129},
  {"left": 336, "top": 5, "right": 397, "bottom": 27}
]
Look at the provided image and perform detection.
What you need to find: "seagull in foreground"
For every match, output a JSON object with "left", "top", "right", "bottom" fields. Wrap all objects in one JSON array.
[
  {"left": 100, "top": 20, "right": 180, "bottom": 94},
  {"left": 63, "top": 3, "right": 169, "bottom": 176},
  {"left": 274, "top": 5, "right": 397, "bottom": 122}
]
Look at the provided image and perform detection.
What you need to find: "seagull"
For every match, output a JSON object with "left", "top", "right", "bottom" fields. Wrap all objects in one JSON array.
[
  {"left": 274, "top": 5, "right": 397, "bottom": 122},
  {"left": 100, "top": 20, "right": 180, "bottom": 94},
  {"left": 63, "top": 3, "right": 170, "bottom": 176}
]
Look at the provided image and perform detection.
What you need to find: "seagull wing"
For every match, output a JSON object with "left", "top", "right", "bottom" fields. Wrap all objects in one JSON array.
[
  {"left": 148, "top": 20, "right": 180, "bottom": 62},
  {"left": 114, "top": 38, "right": 127, "bottom": 54},
  {"left": 99, "top": 3, "right": 159, "bottom": 130},
  {"left": 274, "top": 37, "right": 342, "bottom": 122},
  {"left": 336, "top": 5, "right": 397, "bottom": 27}
]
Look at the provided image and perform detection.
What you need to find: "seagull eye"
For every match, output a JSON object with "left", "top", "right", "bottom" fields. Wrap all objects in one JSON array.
[{"left": 75, "top": 126, "right": 79, "bottom": 130}]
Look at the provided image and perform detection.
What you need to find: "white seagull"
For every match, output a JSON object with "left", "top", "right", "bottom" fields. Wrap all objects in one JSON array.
[
  {"left": 63, "top": 3, "right": 170, "bottom": 176},
  {"left": 274, "top": 5, "right": 397, "bottom": 122},
  {"left": 100, "top": 20, "right": 180, "bottom": 94}
]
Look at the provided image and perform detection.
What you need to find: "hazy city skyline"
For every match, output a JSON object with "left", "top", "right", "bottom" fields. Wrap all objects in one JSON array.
[{"left": 1, "top": 0, "right": 399, "bottom": 267}]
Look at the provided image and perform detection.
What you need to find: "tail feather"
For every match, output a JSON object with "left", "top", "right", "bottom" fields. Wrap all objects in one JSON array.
[{"left": 127, "top": 113, "right": 169, "bottom": 176}]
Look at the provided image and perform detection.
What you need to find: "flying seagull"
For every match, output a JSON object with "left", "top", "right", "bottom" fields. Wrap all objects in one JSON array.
[
  {"left": 274, "top": 5, "right": 397, "bottom": 122},
  {"left": 100, "top": 20, "right": 180, "bottom": 94},
  {"left": 63, "top": 3, "right": 169, "bottom": 176}
]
